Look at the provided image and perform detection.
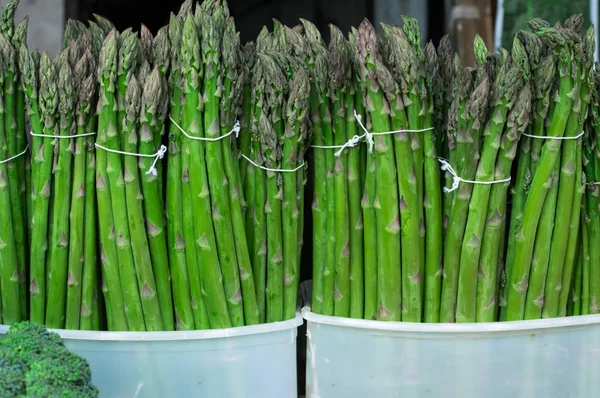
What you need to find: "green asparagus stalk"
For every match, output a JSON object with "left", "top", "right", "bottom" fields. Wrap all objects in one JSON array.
[
  {"left": 357, "top": 20, "right": 401, "bottom": 321},
  {"left": 380, "top": 24, "right": 422, "bottom": 322},
  {"left": 80, "top": 95, "right": 99, "bottom": 331},
  {"left": 582, "top": 200, "right": 590, "bottom": 314},
  {"left": 120, "top": 75, "right": 164, "bottom": 331},
  {"left": 65, "top": 55, "right": 95, "bottom": 330},
  {"left": 239, "top": 43, "right": 255, "bottom": 188},
  {"left": 422, "top": 42, "right": 444, "bottom": 323},
  {"left": 98, "top": 31, "right": 145, "bottom": 331},
  {"left": 306, "top": 36, "right": 328, "bottom": 314},
  {"left": 571, "top": 238, "right": 583, "bottom": 315},
  {"left": 29, "top": 52, "right": 59, "bottom": 323},
  {"left": 258, "top": 53, "right": 286, "bottom": 323},
  {"left": 247, "top": 53, "right": 268, "bottom": 323},
  {"left": 329, "top": 26, "right": 351, "bottom": 318},
  {"left": 439, "top": 58, "right": 479, "bottom": 323},
  {"left": 5, "top": 19, "right": 28, "bottom": 319},
  {"left": 166, "top": 13, "right": 195, "bottom": 331},
  {"left": 0, "top": 44, "right": 20, "bottom": 324},
  {"left": 346, "top": 72, "right": 364, "bottom": 319},
  {"left": 139, "top": 68, "right": 175, "bottom": 330},
  {"left": 200, "top": 6, "right": 245, "bottom": 327},
  {"left": 321, "top": 78, "right": 336, "bottom": 316},
  {"left": 0, "top": 33, "right": 26, "bottom": 320},
  {"left": 524, "top": 157, "right": 560, "bottom": 320},
  {"left": 221, "top": 17, "right": 259, "bottom": 325},
  {"left": 181, "top": 15, "right": 231, "bottom": 329},
  {"left": 95, "top": 34, "right": 131, "bottom": 331}
]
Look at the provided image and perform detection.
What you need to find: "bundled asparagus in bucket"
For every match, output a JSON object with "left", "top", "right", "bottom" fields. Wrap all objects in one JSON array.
[
  {"left": 0, "top": 0, "right": 29, "bottom": 325},
  {"left": 240, "top": 21, "right": 310, "bottom": 324},
  {"left": 502, "top": 21, "right": 594, "bottom": 321}
]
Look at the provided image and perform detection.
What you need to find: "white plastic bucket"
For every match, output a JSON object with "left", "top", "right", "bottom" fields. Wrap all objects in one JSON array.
[
  {"left": 303, "top": 307, "right": 600, "bottom": 398},
  {"left": 0, "top": 314, "right": 303, "bottom": 398}
]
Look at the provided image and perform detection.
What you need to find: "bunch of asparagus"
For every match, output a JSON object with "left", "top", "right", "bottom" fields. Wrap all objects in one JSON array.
[
  {"left": 0, "top": 0, "right": 28, "bottom": 326},
  {"left": 309, "top": 18, "right": 444, "bottom": 322},
  {"left": 94, "top": 18, "right": 175, "bottom": 331},
  {"left": 305, "top": 21, "right": 366, "bottom": 319},
  {"left": 238, "top": 21, "right": 310, "bottom": 324},
  {"left": 24, "top": 15, "right": 107, "bottom": 330},
  {"left": 571, "top": 66, "right": 600, "bottom": 316},
  {"left": 501, "top": 18, "right": 594, "bottom": 321}
]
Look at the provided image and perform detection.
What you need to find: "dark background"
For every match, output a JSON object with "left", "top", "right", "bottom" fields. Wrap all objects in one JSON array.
[{"left": 69, "top": 0, "right": 446, "bottom": 45}]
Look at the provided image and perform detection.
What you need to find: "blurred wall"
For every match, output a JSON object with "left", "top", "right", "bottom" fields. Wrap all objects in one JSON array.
[{"left": 0, "top": 0, "right": 64, "bottom": 56}]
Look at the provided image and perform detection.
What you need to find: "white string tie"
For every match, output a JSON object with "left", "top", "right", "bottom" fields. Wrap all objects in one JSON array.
[
  {"left": 0, "top": 144, "right": 29, "bottom": 165},
  {"left": 169, "top": 117, "right": 240, "bottom": 141},
  {"left": 522, "top": 131, "right": 584, "bottom": 140},
  {"left": 30, "top": 131, "right": 97, "bottom": 139},
  {"left": 438, "top": 158, "right": 511, "bottom": 193},
  {"left": 240, "top": 153, "right": 305, "bottom": 173},
  {"left": 354, "top": 110, "right": 433, "bottom": 152},
  {"left": 95, "top": 143, "right": 167, "bottom": 176}
]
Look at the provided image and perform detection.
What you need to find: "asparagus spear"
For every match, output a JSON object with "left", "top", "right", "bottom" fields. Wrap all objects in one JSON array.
[
  {"left": 584, "top": 128, "right": 600, "bottom": 313},
  {"left": 98, "top": 31, "right": 145, "bottom": 331},
  {"left": 582, "top": 204, "right": 590, "bottom": 315},
  {"left": 1, "top": 32, "right": 27, "bottom": 318},
  {"left": 305, "top": 33, "right": 328, "bottom": 315},
  {"left": 247, "top": 47, "right": 268, "bottom": 323},
  {"left": 138, "top": 68, "right": 175, "bottom": 330},
  {"left": 439, "top": 58, "right": 478, "bottom": 322},
  {"left": 422, "top": 41, "right": 444, "bottom": 323},
  {"left": 28, "top": 53, "right": 58, "bottom": 323},
  {"left": 120, "top": 75, "right": 164, "bottom": 331},
  {"left": 165, "top": 13, "right": 195, "bottom": 331},
  {"left": 346, "top": 61, "right": 365, "bottom": 320},
  {"left": 10, "top": 17, "right": 29, "bottom": 320},
  {"left": 380, "top": 24, "right": 422, "bottom": 322},
  {"left": 96, "top": 39, "right": 132, "bottom": 330},
  {"left": 524, "top": 156, "right": 560, "bottom": 320},
  {"left": 328, "top": 26, "right": 351, "bottom": 318},
  {"left": 181, "top": 14, "right": 231, "bottom": 329},
  {"left": 221, "top": 17, "right": 259, "bottom": 325},
  {"left": 0, "top": 41, "right": 20, "bottom": 324},
  {"left": 200, "top": 5, "right": 245, "bottom": 327},
  {"left": 79, "top": 78, "right": 99, "bottom": 330},
  {"left": 357, "top": 20, "right": 401, "bottom": 321},
  {"left": 65, "top": 54, "right": 94, "bottom": 330},
  {"left": 258, "top": 53, "right": 286, "bottom": 323}
]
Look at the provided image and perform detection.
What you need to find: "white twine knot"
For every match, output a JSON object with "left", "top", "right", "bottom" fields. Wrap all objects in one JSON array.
[
  {"left": 147, "top": 145, "right": 168, "bottom": 176},
  {"left": 94, "top": 143, "right": 168, "bottom": 176},
  {"left": 438, "top": 157, "right": 511, "bottom": 193},
  {"left": 353, "top": 110, "right": 374, "bottom": 152},
  {"left": 334, "top": 135, "right": 363, "bottom": 157}
]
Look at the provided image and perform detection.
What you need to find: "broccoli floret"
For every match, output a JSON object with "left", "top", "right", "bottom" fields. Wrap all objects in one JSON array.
[
  {"left": 0, "top": 322, "right": 99, "bottom": 398},
  {"left": 0, "top": 348, "right": 26, "bottom": 398}
]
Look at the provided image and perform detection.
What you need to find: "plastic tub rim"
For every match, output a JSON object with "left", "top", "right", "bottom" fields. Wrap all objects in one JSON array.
[
  {"left": 301, "top": 306, "right": 600, "bottom": 334},
  {"left": 0, "top": 313, "right": 303, "bottom": 341}
]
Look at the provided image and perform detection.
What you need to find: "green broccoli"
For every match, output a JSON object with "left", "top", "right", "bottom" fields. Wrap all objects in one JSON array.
[{"left": 0, "top": 322, "right": 99, "bottom": 398}]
